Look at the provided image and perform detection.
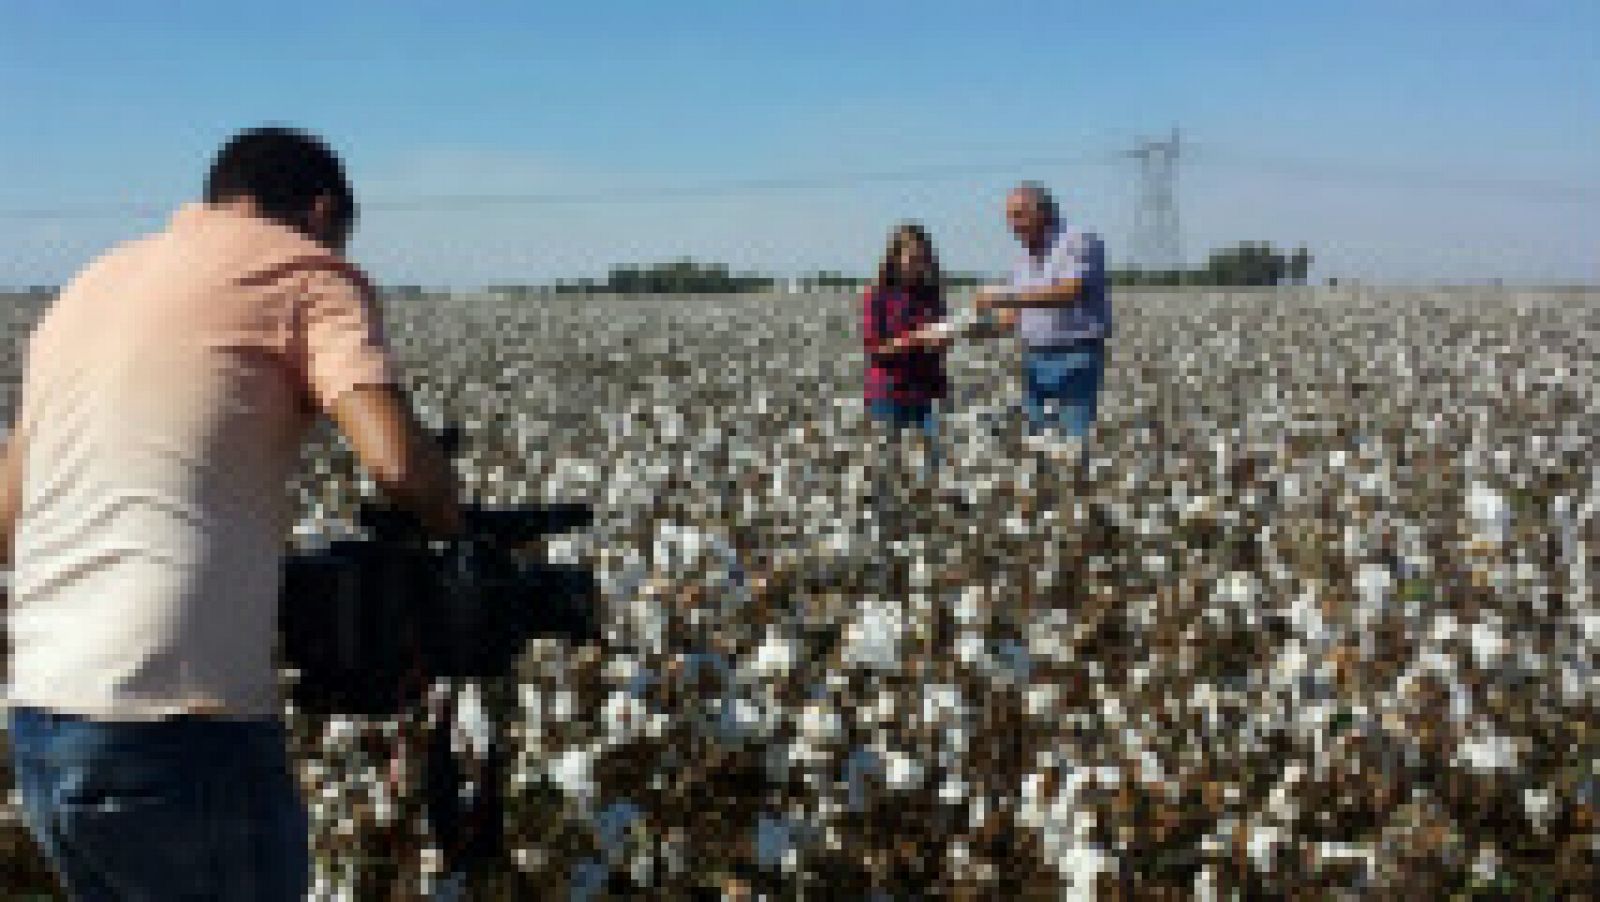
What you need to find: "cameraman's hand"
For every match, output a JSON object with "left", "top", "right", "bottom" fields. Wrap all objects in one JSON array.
[
  {"left": 406, "top": 433, "right": 463, "bottom": 539},
  {"left": 420, "top": 484, "right": 465, "bottom": 538}
]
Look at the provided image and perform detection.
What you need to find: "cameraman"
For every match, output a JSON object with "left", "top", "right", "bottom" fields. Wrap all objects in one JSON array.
[{"left": 0, "top": 126, "right": 461, "bottom": 900}]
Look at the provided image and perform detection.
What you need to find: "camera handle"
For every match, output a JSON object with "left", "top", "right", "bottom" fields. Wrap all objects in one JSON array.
[
  {"left": 376, "top": 426, "right": 543, "bottom": 883},
  {"left": 387, "top": 538, "right": 509, "bottom": 885}
]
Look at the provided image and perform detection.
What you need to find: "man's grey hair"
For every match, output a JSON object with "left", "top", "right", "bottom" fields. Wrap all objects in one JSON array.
[{"left": 1012, "top": 181, "right": 1059, "bottom": 223}]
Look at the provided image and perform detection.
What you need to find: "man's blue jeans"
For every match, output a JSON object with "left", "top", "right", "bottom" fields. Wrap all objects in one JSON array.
[
  {"left": 1021, "top": 342, "right": 1105, "bottom": 438},
  {"left": 7, "top": 706, "right": 310, "bottom": 901}
]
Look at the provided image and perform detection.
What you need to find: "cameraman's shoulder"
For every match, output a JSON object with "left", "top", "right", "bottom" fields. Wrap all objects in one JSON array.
[
  {"left": 289, "top": 253, "right": 374, "bottom": 293},
  {"left": 28, "top": 237, "right": 162, "bottom": 343},
  {"left": 273, "top": 255, "right": 382, "bottom": 318},
  {"left": 60, "top": 235, "right": 162, "bottom": 297}
]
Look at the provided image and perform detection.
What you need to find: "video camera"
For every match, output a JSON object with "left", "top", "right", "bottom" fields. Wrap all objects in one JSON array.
[{"left": 278, "top": 428, "right": 597, "bottom": 717}]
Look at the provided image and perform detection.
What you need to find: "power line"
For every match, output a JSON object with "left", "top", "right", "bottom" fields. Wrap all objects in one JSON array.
[
  {"left": 1187, "top": 146, "right": 1600, "bottom": 204},
  {"left": 0, "top": 153, "right": 1125, "bottom": 221},
  {"left": 0, "top": 202, "right": 172, "bottom": 221},
  {"left": 3, "top": 145, "right": 1592, "bottom": 222}
]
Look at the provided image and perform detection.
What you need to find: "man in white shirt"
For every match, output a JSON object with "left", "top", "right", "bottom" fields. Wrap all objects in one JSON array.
[{"left": 976, "top": 182, "right": 1112, "bottom": 474}]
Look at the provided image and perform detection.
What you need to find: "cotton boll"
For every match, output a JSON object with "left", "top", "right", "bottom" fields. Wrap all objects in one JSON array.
[
  {"left": 872, "top": 690, "right": 896, "bottom": 725},
  {"left": 1455, "top": 733, "right": 1520, "bottom": 774},
  {"left": 841, "top": 599, "right": 905, "bottom": 671},
  {"left": 1354, "top": 564, "right": 1392, "bottom": 625},
  {"left": 1471, "top": 845, "right": 1502, "bottom": 884},
  {"left": 1247, "top": 823, "right": 1286, "bottom": 872},
  {"left": 1469, "top": 619, "right": 1507, "bottom": 668},
  {"left": 747, "top": 628, "right": 796, "bottom": 681},
  {"left": 1100, "top": 695, "right": 1126, "bottom": 727},
  {"left": 1315, "top": 843, "right": 1377, "bottom": 884},
  {"left": 725, "top": 695, "right": 766, "bottom": 739},
  {"left": 1466, "top": 481, "right": 1511, "bottom": 546},
  {"left": 954, "top": 586, "right": 985, "bottom": 626},
  {"left": 602, "top": 654, "right": 644, "bottom": 687},
  {"left": 1026, "top": 683, "right": 1061, "bottom": 719},
  {"left": 455, "top": 683, "right": 492, "bottom": 760},
  {"left": 602, "top": 691, "right": 647, "bottom": 741},
  {"left": 550, "top": 690, "right": 576, "bottom": 724},
  {"left": 884, "top": 750, "right": 924, "bottom": 791},
  {"left": 549, "top": 746, "right": 598, "bottom": 800},
  {"left": 1426, "top": 614, "right": 1460, "bottom": 646},
  {"left": 798, "top": 701, "right": 843, "bottom": 744},
  {"left": 1214, "top": 571, "right": 1260, "bottom": 609},
  {"left": 955, "top": 630, "right": 986, "bottom": 667},
  {"left": 1271, "top": 640, "right": 1313, "bottom": 690},
  {"left": 1285, "top": 586, "right": 1329, "bottom": 645},
  {"left": 939, "top": 774, "right": 970, "bottom": 805},
  {"left": 1054, "top": 842, "right": 1113, "bottom": 900}
]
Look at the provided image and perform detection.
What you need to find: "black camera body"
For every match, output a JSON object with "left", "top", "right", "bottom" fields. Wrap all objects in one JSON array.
[{"left": 279, "top": 501, "right": 596, "bottom": 718}]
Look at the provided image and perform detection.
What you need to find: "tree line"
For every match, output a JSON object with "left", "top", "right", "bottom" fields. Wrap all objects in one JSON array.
[
  {"left": 12, "top": 244, "right": 1315, "bottom": 301},
  {"left": 471, "top": 243, "right": 1314, "bottom": 299},
  {"left": 1113, "top": 243, "right": 1313, "bottom": 287},
  {"left": 482, "top": 260, "right": 990, "bottom": 297}
]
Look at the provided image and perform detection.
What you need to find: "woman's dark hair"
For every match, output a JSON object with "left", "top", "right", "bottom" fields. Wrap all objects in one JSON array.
[
  {"left": 875, "top": 222, "right": 943, "bottom": 293},
  {"left": 203, "top": 126, "right": 355, "bottom": 238}
]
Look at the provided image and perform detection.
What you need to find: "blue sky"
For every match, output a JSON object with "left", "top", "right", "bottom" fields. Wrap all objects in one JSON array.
[{"left": 2, "top": 1, "right": 1595, "bottom": 285}]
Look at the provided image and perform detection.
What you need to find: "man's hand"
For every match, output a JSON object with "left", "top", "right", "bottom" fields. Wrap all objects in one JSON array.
[
  {"left": 963, "top": 295, "right": 1017, "bottom": 339},
  {"left": 973, "top": 286, "right": 1008, "bottom": 314}
]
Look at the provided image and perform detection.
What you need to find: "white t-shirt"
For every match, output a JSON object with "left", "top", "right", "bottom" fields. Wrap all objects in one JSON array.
[{"left": 1011, "top": 223, "right": 1112, "bottom": 347}]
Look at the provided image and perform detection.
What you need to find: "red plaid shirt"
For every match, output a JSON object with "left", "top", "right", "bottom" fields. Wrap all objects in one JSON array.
[{"left": 862, "top": 283, "right": 947, "bottom": 403}]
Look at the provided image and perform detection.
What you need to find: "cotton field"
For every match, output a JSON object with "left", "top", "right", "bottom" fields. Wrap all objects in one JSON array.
[{"left": 2, "top": 286, "right": 1598, "bottom": 899}]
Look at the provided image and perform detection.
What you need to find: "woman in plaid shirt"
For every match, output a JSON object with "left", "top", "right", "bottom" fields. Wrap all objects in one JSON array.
[{"left": 861, "top": 223, "right": 951, "bottom": 462}]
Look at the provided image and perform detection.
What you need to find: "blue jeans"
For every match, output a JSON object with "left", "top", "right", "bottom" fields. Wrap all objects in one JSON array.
[
  {"left": 868, "top": 399, "right": 939, "bottom": 470},
  {"left": 867, "top": 399, "right": 937, "bottom": 437},
  {"left": 7, "top": 707, "right": 310, "bottom": 901},
  {"left": 1022, "top": 343, "right": 1105, "bottom": 438}
]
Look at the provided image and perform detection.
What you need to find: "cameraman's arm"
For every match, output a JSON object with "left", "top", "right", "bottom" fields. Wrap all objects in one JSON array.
[
  {"left": 296, "top": 264, "right": 462, "bottom": 538},
  {"left": 0, "top": 421, "right": 23, "bottom": 568},
  {"left": 328, "top": 386, "right": 462, "bottom": 537}
]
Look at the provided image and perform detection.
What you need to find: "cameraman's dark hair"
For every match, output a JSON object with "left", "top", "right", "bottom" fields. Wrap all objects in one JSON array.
[{"left": 203, "top": 126, "right": 355, "bottom": 236}]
